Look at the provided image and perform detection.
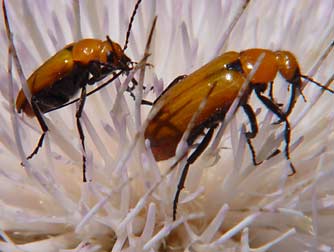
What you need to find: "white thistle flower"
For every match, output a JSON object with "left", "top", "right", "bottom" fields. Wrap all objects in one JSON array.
[{"left": 0, "top": 1, "right": 334, "bottom": 252}]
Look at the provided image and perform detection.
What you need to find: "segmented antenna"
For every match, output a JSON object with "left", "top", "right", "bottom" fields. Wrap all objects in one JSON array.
[
  {"left": 299, "top": 39, "right": 334, "bottom": 94},
  {"left": 123, "top": 0, "right": 142, "bottom": 51},
  {"left": 301, "top": 75, "right": 334, "bottom": 93}
]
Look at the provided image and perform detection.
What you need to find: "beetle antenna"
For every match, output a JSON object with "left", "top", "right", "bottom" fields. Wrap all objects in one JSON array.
[
  {"left": 301, "top": 74, "right": 334, "bottom": 93},
  {"left": 3, "top": 0, "right": 32, "bottom": 101},
  {"left": 106, "top": 35, "right": 112, "bottom": 44},
  {"left": 123, "top": 0, "right": 142, "bottom": 51}
]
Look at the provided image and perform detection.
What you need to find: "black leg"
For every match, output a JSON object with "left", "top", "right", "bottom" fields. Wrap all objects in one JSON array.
[
  {"left": 173, "top": 127, "right": 215, "bottom": 220},
  {"left": 141, "top": 75, "right": 188, "bottom": 106},
  {"left": 268, "top": 81, "right": 274, "bottom": 101},
  {"left": 268, "top": 81, "right": 284, "bottom": 108},
  {"left": 25, "top": 96, "right": 49, "bottom": 160},
  {"left": 266, "top": 149, "right": 281, "bottom": 160},
  {"left": 242, "top": 104, "right": 262, "bottom": 165},
  {"left": 254, "top": 87, "right": 296, "bottom": 175},
  {"left": 285, "top": 82, "right": 297, "bottom": 117},
  {"left": 141, "top": 99, "right": 153, "bottom": 106},
  {"left": 284, "top": 69, "right": 306, "bottom": 118},
  {"left": 76, "top": 87, "right": 88, "bottom": 182},
  {"left": 255, "top": 87, "right": 284, "bottom": 119},
  {"left": 126, "top": 78, "right": 154, "bottom": 105},
  {"left": 86, "top": 63, "right": 150, "bottom": 105},
  {"left": 242, "top": 104, "right": 258, "bottom": 139},
  {"left": 125, "top": 78, "right": 138, "bottom": 101}
]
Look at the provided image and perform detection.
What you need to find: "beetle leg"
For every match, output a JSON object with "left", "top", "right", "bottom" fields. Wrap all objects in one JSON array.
[
  {"left": 25, "top": 96, "right": 49, "bottom": 160},
  {"left": 126, "top": 77, "right": 139, "bottom": 102},
  {"left": 173, "top": 126, "right": 215, "bottom": 220},
  {"left": 76, "top": 87, "right": 88, "bottom": 182},
  {"left": 277, "top": 70, "right": 307, "bottom": 123},
  {"left": 242, "top": 104, "right": 284, "bottom": 165},
  {"left": 283, "top": 71, "right": 300, "bottom": 118},
  {"left": 268, "top": 81, "right": 283, "bottom": 107},
  {"left": 242, "top": 104, "right": 262, "bottom": 165},
  {"left": 86, "top": 62, "right": 148, "bottom": 104},
  {"left": 268, "top": 81, "right": 274, "bottom": 101},
  {"left": 130, "top": 78, "right": 155, "bottom": 105},
  {"left": 266, "top": 149, "right": 281, "bottom": 160},
  {"left": 141, "top": 99, "right": 153, "bottom": 106},
  {"left": 133, "top": 75, "right": 188, "bottom": 106},
  {"left": 254, "top": 87, "right": 296, "bottom": 175},
  {"left": 88, "top": 61, "right": 152, "bottom": 105}
]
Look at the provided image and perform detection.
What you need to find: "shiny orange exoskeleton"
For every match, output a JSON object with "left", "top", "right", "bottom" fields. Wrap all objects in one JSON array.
[
  {"left": 16, "top": 38, "right": 132, "bottom": 116},
  {"left": 13, "top": 0, "right": 143, "bottom": 182},
  {"left": 144, "top": 48, "right": 333, "bottom": 220}
]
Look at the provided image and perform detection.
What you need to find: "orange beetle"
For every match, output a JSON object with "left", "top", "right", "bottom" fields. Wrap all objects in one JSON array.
[
  {"left": 13, "top": 0, "right": 143, "bottom": 182},
  {"left": 16, "top": 38, "right": 132, "bottom": 116},
  {"left": 145, "top": 48, "right": 334, "bottom": 220}
]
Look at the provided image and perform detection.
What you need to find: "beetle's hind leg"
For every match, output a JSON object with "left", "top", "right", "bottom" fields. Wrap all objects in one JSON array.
[
  {"left": 76, "top": 87, "right": 88, "bottom": 182},
  {"left": 24, "top": 96, "right": 49, "bottom": 162},
  {"left": 173, "top": 126, "right": 215, "bottom": 220}
]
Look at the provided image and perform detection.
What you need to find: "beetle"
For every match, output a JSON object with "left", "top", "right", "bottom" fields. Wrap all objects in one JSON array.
[
  {"left": 144, "top": 48, "right": 334, "bottom": 220},
  {"left": 14, "top": 0, "right": 143, "bottom": 182}
]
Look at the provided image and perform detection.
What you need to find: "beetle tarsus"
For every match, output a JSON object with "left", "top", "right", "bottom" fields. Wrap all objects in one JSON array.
[{"left": 26, "top": 132, "right": 46, "bottom": 160}]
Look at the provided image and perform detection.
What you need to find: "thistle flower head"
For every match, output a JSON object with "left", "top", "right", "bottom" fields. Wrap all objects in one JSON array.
[{"left": 0, "top": 1, "right": 334, "bottom": 252}]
